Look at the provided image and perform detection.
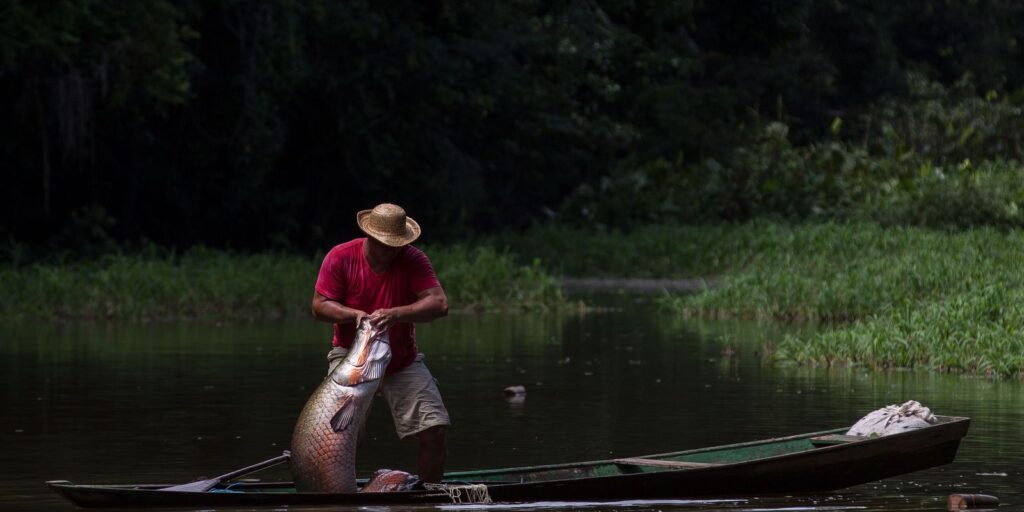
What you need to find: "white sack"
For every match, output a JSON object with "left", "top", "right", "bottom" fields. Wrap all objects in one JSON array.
[{"left": 846, "top": 400, "right": 938, "bottom": 437}]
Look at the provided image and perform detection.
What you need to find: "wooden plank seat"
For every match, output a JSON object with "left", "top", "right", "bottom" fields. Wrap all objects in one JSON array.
[
  {"left": 809, "top": 434, "right": 866, "bottom": 446},
  {"left": 613, "top": 458, "right": 721, "bottom": 470}
]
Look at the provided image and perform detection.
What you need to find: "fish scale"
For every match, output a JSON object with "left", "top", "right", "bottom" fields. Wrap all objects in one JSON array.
[{"left": 291, "top": 320, "right": 391, "bottom": 493}]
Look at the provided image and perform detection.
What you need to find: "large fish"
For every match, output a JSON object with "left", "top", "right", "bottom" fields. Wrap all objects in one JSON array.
[{"left": 291, "top": 318, "right": 391, "bottom": 493}]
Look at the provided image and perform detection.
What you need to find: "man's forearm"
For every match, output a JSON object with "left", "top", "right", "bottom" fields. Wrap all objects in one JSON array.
[
  {"left": 313, "top": 299, "right": 364, "bottom": 324},
  {"left": 392, "top": 294, "right": 448, "bottom": 324}
]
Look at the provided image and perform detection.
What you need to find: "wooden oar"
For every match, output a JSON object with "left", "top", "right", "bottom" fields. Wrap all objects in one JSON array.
[{"left": 161, "top": 450, "right": 291, "bottom": 492}]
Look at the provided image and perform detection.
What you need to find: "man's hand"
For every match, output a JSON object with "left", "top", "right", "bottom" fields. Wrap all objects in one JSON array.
[
  {"left": 369, "top": 308, "right": 400, "bottom": 331},
  {"left": 354, "top": 310, "right": 369, "bottom": 326},
  {"left": 365, "top": 288, "right": 447, "bottom": 332}
]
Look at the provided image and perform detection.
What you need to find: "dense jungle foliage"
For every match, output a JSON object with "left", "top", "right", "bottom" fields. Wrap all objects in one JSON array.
[{"left": 6, "top": 0, "right": 1024, "bottom": 257}]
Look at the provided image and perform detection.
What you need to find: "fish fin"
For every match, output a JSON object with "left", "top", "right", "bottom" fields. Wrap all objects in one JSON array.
[{"left": 329, "top": 395, "right": 355, "bottom": 432}]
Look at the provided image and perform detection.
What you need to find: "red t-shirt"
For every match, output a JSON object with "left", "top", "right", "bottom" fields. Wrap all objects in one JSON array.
[{"left": 315, "top": 238, "right": 442, "bottom": 375}]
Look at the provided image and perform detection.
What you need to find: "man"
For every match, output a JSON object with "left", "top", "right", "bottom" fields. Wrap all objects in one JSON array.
[{"left": 311, "top": 203, "right": 450, "bottom": 483}]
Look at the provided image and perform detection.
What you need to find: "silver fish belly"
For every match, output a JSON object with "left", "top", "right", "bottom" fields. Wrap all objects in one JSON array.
[{"left": 291, "top": 319, "right": 391, "bottom": 493}]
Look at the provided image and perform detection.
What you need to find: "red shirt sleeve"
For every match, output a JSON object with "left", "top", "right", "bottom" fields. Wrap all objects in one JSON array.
[
  {"left": 404, "top": 246, "right": 441, "bottom": 294},
  {"left": 315, "top": 246, "right": 347, "bottom": 300}
]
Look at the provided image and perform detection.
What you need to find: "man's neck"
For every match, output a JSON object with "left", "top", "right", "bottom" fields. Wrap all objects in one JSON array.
[{"left": 363, "top": 240, "right": 392, "bottom": 273}]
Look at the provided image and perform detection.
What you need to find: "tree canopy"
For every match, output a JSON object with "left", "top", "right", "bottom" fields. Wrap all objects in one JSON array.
[{"left": 4, "top": 0, "right": 1024, "bottom": 252}]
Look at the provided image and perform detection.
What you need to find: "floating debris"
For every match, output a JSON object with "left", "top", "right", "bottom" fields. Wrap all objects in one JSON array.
[{"left": 503, "top": 385, "right": 526, "bottom": 397}]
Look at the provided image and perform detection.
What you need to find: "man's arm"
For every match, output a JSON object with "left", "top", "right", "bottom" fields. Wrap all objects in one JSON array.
[
  {"left": 312, "top": 291, "right": 367, "bottom": 325},
  {"left": 369, "top": 287, "right": 449, "bottom": 331}
]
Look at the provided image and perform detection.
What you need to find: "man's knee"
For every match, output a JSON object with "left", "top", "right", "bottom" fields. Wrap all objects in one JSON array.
[{"left": 418, "top": 425, "right": 447, "bottom": 446}]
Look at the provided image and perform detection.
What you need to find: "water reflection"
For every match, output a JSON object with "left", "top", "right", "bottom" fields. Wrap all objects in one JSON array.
[{"left": 0, "top": 300, "right": 1021, "bottom": 511}]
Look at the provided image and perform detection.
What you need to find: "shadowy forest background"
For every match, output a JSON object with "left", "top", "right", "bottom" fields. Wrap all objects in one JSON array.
[{"left": 6, "top": 0, "right": 1024, "bottom": 256}]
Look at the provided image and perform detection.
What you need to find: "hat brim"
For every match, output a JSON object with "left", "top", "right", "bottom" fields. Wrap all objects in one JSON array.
[{"left": 356, "top": 209, "right": 421, "bottom": 247}]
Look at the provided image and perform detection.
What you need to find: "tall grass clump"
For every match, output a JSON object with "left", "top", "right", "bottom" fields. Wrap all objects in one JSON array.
[
  {"left": 668, "top": 222, "right": 1007, "bottom": 321},
  {"left": 426, "top": 245, "right": 565, "bottom": 311},
  {"left": 658, "top": 221, "right": 1024, "bottom": 378},
  {"left": 777, "top": 286, "right": 1024, "bottom": 379},
  {"left": 0, "top": 248, "right": 315, "bottom": 321},
  {"left": 0, "top": 245, "right": 566, "bottom": 321}
]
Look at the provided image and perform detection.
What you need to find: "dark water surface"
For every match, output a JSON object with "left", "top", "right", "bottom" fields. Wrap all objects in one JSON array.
[{"left": 1, "top": 297, "right": 1021, "bottom": 511}]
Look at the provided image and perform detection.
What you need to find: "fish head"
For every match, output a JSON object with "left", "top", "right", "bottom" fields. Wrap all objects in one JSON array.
[{"left": 331, "top": 318, "right": 392, "bottom": 385}]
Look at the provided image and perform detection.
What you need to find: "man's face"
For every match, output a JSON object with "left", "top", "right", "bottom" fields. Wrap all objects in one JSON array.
[{"left": 366, "top": 236, "right": 403, "bottom": 265}]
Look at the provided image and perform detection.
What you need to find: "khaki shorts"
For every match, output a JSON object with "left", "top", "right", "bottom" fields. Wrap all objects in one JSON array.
[{"left": 327, "top": 348, "right": 451, "bottom": 439}]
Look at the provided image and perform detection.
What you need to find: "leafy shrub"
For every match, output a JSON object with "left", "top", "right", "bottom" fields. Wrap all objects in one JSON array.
[
  {"left": 860, "top": 159, "right": 1024, "bottom": 230},
  {"left": 560, "top": 74, "right": 1024, "bottom": 233},
  {"left": 859, "top": 73, "right": 1024, "bottom": 165}
]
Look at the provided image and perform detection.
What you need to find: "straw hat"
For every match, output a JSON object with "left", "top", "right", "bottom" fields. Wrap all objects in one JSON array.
[{"left": 356, "top": 203, "right": 421, "bottom": 247}]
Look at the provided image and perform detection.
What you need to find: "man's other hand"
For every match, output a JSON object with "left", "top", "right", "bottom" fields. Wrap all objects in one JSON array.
[{"left": 369, "top": 308, "right": 399, "bottom": 331}]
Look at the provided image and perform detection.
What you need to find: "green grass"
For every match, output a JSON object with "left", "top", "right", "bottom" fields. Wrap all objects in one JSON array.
[
  {"left": 649, "top": 222, "right": 1024, "bottom": 378},
  {"left": 425, "top": 245, "right": 565, "bottom": 311},
  {"left": 0, "top": 248, "right": 313, "bottom": 321},
  {"left": 0, "top": 245, "right": 565, "bottom": 321},
  {"left": 10, "top": 221, "right": 1024, "bottom": 379},
  {"left": 492, "top": 220, "right": 1024, "bottom": 378},
  {"left": 776, "top": 286, "right": 1024, "bottom": 378}
]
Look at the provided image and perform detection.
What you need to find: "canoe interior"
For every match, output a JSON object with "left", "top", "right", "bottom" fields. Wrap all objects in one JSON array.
[
  {"left": 448, "top": 427, "right": 843, "bottom": 484},
  {"left": 448, "top": 415, "right": 962, "bottom": 484}
]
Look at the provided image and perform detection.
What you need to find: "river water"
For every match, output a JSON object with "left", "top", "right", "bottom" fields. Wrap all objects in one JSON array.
[{"left": 1, "top": 295, "right": 1021, "bottom": 511}]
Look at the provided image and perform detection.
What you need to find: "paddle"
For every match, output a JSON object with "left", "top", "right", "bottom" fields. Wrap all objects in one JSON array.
[{"left": 161, "top": 450, "right": 291, "bottom": 492}]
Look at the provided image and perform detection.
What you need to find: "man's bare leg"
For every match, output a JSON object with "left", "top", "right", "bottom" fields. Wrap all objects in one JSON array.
[{"left": 416, "top": 425, "right": 447, "bottom": 483}]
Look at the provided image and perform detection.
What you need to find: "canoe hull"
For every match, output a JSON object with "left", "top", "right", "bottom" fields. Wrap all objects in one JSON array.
[
  {"left": 48, "top": 415, "right": 969, "bottom": 508},
  {"left": 489, "top": 421, "right": 965, "bottom": 501}
]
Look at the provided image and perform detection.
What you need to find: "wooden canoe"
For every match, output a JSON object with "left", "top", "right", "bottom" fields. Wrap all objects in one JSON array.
[{"left": 47, "top": 415, "right": 969, "bottom": 508}]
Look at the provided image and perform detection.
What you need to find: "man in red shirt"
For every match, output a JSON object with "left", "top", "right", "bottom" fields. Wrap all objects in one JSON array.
[{"left": 311, "top": 203, "right": 450, "bottom": 483}]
